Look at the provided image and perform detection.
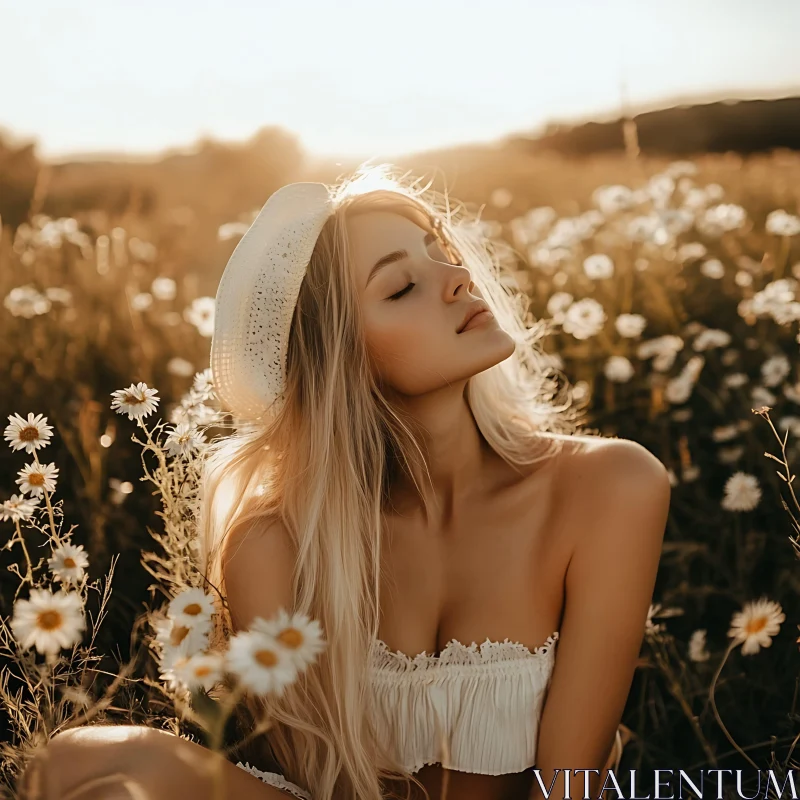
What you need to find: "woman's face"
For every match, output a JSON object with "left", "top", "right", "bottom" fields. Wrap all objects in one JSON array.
[{"left": 348, "top": 210, "right": 515, "bottom": 396}]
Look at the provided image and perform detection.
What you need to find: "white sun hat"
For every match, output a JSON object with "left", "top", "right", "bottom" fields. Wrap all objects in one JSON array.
[{"left": 210, "top": 181, "right": 334, "bottom": 422}]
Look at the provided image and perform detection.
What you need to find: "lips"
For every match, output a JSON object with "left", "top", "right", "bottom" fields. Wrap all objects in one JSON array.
[{"left": 456, "top": 301, "right": 492, "bottom": 334}]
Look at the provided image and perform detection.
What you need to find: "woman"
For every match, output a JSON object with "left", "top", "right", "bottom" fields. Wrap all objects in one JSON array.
[{"left": 21, "top": 164, "right": 666, "bottom": 800}]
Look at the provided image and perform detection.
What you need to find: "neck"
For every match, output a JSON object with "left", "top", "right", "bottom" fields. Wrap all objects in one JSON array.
[{"left": 386, "top": 383, "right": 496, "bottom": 527}]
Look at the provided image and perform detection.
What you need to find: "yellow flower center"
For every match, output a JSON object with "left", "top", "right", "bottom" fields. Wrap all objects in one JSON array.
[
  {"left": 746, "top": 617, "right": 767, "bottom": 634},
  {"left": 255, "top": 649, "right": 278, "bottom": 667},
  {"left": 194, "top": 665, "right": 212, "bottom": 677},
  {"left": 183, "top": 603, "right": 203, "bottom": 616},
  {"left": 170, "top": 625, "right": 190, "bottom": 646},
  {"left": 123, "top": 391, "right": 145, "bottom": 406},
  {"left": 20, "top": 426, "right": 39, "bottom": 442},
  {"left": 30, "top": 474, "right": 44, "bottom": 486},
  {"left": 278, "top": 628, "right": 303, "bottom": 649},
  {"left": 38, "top": 610, "right": 63, "bottom": 630},
  {"left": 63, "top": 557, "right": 76, "bottom": 568}
]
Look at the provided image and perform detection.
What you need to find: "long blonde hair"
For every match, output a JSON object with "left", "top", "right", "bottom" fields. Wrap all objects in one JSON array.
[{"left": 196, "top": 163, "right": 589, "bottom": 800}]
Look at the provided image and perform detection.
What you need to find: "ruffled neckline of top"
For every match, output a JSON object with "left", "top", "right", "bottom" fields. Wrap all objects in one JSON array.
[{"left": 370, "top": 631, "right": 560, "bottom": 672}]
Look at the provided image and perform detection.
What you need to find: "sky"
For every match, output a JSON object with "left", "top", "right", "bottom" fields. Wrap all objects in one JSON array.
[{"left": 3, "top": 0, "right": 799, "bottom": 162}]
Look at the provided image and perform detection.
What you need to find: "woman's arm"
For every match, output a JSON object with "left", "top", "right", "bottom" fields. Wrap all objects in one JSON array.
[
  {"left": 530, "top": 441, "right": 671, "bottom": 800},
  {"left": 222, "top": 513, "right": 296, "bottom": 633}
]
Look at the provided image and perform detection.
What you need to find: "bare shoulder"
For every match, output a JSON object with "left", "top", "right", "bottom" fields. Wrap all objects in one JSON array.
[
  {"left": 221, "top": 512, "right": 296, "bottom": 633},
  {"left": 546, "top": 432, "right": 671, "bottom": 554},
  {"left": 544, "top": 431, "right": 669, "bottom": 488}
]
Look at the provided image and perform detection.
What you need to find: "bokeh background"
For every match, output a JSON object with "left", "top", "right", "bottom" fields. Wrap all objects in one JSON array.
[{"left": 3, "top": 0, "right": 800, "bottom": 795}]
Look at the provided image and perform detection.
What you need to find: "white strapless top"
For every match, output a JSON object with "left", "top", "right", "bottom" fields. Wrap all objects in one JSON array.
[{"left": 367, "top": 630, "right": 560, "bottom": 776}]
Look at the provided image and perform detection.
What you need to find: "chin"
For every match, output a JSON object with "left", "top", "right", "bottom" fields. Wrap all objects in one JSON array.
[
  {"left": 463, "top": 330, "right": 516, "bottom": 378},
  {"left": 480, "top": 325, "right": 516, "bottom": 358}
]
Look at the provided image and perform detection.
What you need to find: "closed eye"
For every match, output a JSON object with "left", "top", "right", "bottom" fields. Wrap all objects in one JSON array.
[
  {"left": 388, "top": 283, "right": 414, "bottom": 301},
  {"left": 384, "top": 238, "right": 460, "bottom": 301}
]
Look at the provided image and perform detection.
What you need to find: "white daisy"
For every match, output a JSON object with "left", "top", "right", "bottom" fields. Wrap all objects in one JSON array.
[
  {"left": 615, "top": 313, "right": 647, "bottom": 338},
  {"left": 728, "top": 598, "right": 784, "bottom": 655},
  {"left": 665, "top": 375, "right": 692, "bottom": 405},
  {"left": 4, "top": 413, "right": 54, "bottom": 454},
  {"left": 751, "top": 385, "right": 777, "bottom": 409},
  {"left": 218, "top": 222, "right": 250, "bottom": 242},
  {"left": 249, "top": 609, "right": 326, "bottom": 672},
  {"left": 682, "top": 188, "right": 708, "bottom": 211},
  {"left": 153, "top": 614, "right": 211, "bottom": 659},
  {"left": 192, "top": 368, "right": 215, "bottom": 400},
  {"left": 167, "top": 587, "right": 216, "bottom": 627},
  {"left": 16, "top": 461, "right": 59, "bottom": 497},
  {"left": 4, "top": 286, "right": 51, "bottom": 318},
  {"left": 644, "top": 604, "right": 665, "bottom": 637},
  {"left": 700, "top": 259, "right": 725, "bottom": 280},
  {"left": 644, "top": 603, "right": 683, "bottom": 639},
  {"left": 721, "top": 472, "right": 762, "bottom": 512},
  {"left": 151, "top": 276, "right": 177, "bottom": 301},
  {"left": 45, "top": 287, "right": 73, "bottom": 305},
  {"left": 10, "top": 588, "right": 86, "bottom": 656},
  {"left": 0, "top": 493, "right": 41, "bottom": 522},
  {"left": 583, "top": 254, "right": 615, "bottom": 280},
  {"left": 711, "top": 424, "right": 739, "bottom": 443},
  {"left": 48, "top": 543, "right": 89, "bottom": 585},
  {"left": 169, "top": 389, "right": 219, "bottom": 427},
  {"left": 226, "top": 628, "right": 298, "bottom": 696},
  {"left": 183, "top": 297, "right": 216, "bottom": 338},
  {"left": 677, "top": 242, "right": 707, "bottom": 261},
  {"left": 693, "top": 329, "right": 732, "bottom": 351},
  {"left": 766, "top": 210, "right": 800, "bottom": 237},
  {"left": 688, "top": 629, "right": 710, "bottom": 662},
  {"left": 166, "top": 357, "right": 195, "bottom": 378},
  {"left": 545, "top": 292, "right": 574, "bottom": 323},
  {"left": 761, "top": 354, "right": 791, "bottom": 388},
  {"left": 700, "top": 204, "right": 747, "bottom": 235},
  {"left": 604, "top": 355, "right": 635, "bottom": 384},
  {"left": 592, "top": 185, "right": 635, "bottom": 215},
  {"left": 561, "top": 298, "right": 607, "bottom": 340},
  {"left": 654, "top": 350, "right": 679, "bottom": 372},
  {"left": 724, "top": 373, "right": 748, "bottom": 389},
  {"left": 130, "top": 292, "right": 153, "bottom": 312},
  {"left": 637, "top": 334, "right": 685, "bottom": 361},
  {"left": 164, "top": 422, "right": 206, "bottom": 458},
  {"left": 158, "top": 648, "right": 192, "bottom": 692},
  {"left": 110, "top": 382, "right": 160, "bottom": 421},
  {"left": 169, "top": 651, "right": 225, "bottom": 692}
]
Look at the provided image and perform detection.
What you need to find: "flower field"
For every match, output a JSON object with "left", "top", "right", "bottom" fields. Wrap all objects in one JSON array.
[{"left": 1, "top": 148, "right": 800, "bottom": 798}]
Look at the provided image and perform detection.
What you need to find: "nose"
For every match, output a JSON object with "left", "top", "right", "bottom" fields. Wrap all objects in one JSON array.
[{"left": 441, "top": 263, "right": 473, "bottom": 300}]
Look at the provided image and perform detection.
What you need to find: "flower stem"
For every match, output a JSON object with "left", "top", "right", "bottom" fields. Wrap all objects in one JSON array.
[
  {"left": 708, "top": 641, "right": 759, "bottom": 769},
  {"left": 13, "top": 518, "right": 34, "bottom": 585}
]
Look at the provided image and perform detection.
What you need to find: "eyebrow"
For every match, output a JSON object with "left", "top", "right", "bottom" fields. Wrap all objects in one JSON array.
[{"left": 365, "top": 230, "right": 437, "bottom": 287}]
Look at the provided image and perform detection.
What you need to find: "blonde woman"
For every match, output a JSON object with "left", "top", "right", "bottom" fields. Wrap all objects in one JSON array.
[{"left": 21, "top": 165, "right": 665, "bottom": 800}]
